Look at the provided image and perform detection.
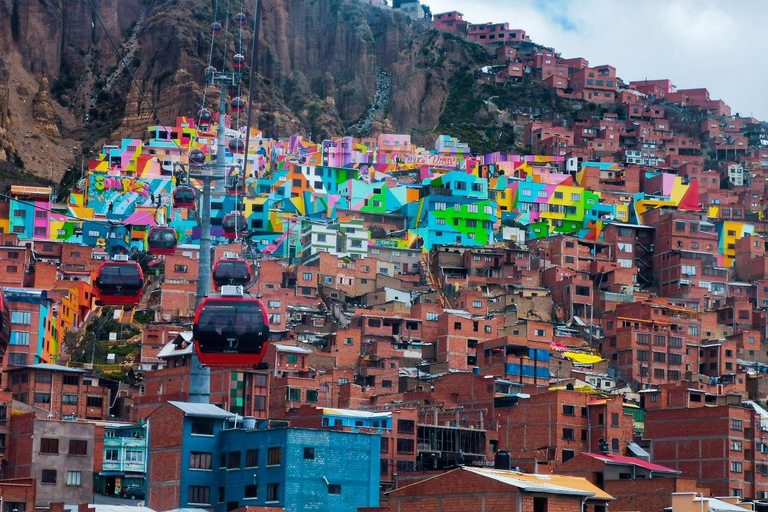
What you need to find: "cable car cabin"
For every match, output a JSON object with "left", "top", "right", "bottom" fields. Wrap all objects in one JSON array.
[
  {"left": 212, "top": 258, "right": 252, "bottom": 290},
  {"left": 192, "top": 292, "right": 270, "bottom": 367},
  {"left": 174, "top": 186, "right": 196, "bottom": 208},
  {"left": 148, "top": 227, "right": 178, "bottom": 255},
  {"left": 225, "top": 174, "right": 242, "bottom": 195},
  {"left": 94, "top": 261, "right": 144, "bottom": 306},
  {"left": 222, "top": 214, "right": 247, "bottom": 239}
]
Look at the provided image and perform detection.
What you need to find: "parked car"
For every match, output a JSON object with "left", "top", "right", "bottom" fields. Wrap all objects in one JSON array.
[{"left": 121, "top": 485, "right": 145, "bottom": 500}]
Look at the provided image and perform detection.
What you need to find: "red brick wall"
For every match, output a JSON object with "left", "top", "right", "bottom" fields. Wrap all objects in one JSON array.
[
  {"left": 388, "top": 468, "right": 590, "bottom": 512},
  {"left": 147, "top": 404, "right": 185, "bottom": 511}
]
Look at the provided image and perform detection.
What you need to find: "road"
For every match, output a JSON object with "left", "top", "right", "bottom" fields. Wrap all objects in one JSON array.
[{"left": 92, "top": 494, "right": 145, "bottom": 506}]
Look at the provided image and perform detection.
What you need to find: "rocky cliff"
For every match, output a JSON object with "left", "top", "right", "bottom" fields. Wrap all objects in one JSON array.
[{"left": 0, "top": 0, "right": 507, "bottom": 181}]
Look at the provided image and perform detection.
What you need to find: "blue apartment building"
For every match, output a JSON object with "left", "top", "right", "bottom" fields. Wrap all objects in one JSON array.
[{"left": 147, "top": 401, "right": 380, "bottom": 512}]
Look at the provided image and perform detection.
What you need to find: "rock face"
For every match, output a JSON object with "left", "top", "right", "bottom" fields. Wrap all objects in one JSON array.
[{"left": 0, "top": 0, "right": 498, "bottom": 179}]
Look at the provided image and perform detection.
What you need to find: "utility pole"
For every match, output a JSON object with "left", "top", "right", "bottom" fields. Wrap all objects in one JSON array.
[{"left": 188, "top": 71, "right": 239, "bottom": 404}]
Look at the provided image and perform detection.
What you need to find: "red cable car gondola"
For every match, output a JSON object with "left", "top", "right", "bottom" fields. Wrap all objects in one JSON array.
[
  {"left": 189, "top": 149, "right": 206, "bottom": 165},
  {"left": 192, "top": 288, "right": 270, "bottom": 367},
  {"left": 212, "top": 258, "right": 252, "bottom": 290},
  {"left": 222, "top": 213, "right": 247, "bottom": 239},
  {"left": 94, "top": 261, "right": 144, "bottom": 307},
  {"left": 235, "top": 12, "right": 247, "bottom": 25},
  {"left": 148, "top": 227, "right": 178, "bottom": 256},
  {"left": 174, "top": 186, "right": 197, "bottom": 208},
  {"left": 228, "top": 138, "right": 245, "bottom": 154},
  {"left": 225, "top": 173, "right": 242, "bottom": 195},
  {"left": 231, "top": 97, "right": 245, "bottom": 113},
  {"left": 232, "top": 54, "right": 245, "bottom": 69},
  {"left": 211, "top": 22, "right": 222, "bottom": 34},
  {"left": 197, "top": 109, "right": 212, "bottom": 127}
]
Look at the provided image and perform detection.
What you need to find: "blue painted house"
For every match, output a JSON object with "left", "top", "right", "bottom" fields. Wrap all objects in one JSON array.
[{"left": 147, "top": 401, "right": 380, "bottom": 512}]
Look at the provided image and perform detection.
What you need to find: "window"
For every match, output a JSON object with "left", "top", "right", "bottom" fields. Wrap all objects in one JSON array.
[
  {"left": 472, "top": 301, "right": 482, "bottom": 308},
  {"left": 286, "top": 388, "right": 301, "bottom": 402},
  {"left": 286, "top": 354, "right": 298, "bottom": 364},
  {"left": 34, "top": 393, "right": 51, "bottom": 404},
  {"left": 398, "top": 419, "right": 415, "bottom": 433},
  {"left": 63, "top": 374, "right": 79, "bottom": 386},
  {"left": 105, "top": 449, "right": 119, "bottom": 461},
  {"left": 66, "top": 471, "right": 82, "bottom": 487},
  {"left": 191, "top": 418, "right": 215, "bottom": 436},
  {"left": 381, "top": 437, "right": 389, "bottom": 452},
  {"left": 681, "top": 265, "right": 697, "bottom": 276},
  {"left": 562, "top": 428, "right": 575, "bottom": 440},
  {"left": 11, "top": 311, "right": 31, "bottom": 325},
  {"left": 534, "top": 329, "right": 546, "bottom": 337},
  {"left": 669, "top": 337, "right": 684, "bottom": 349},
  {"left": 534, "top": 497, "right": 548, "bottom": 512},
  {"left": 612, "top": 438, "right": 620, "bottom": 451},
  {"left": 10, "top": 331, "right": 30, "bottom": 346},
  {"left": 189, "top": 485, "right": 211, "bottom": 504},
  {"left": 427, "top": 312, "right": 439, "bottom": 321},
  {"left": 267, "top": 300, "right": 281, "bottom": 308},
  {"left": 268, "top": 447, "right": 281, "bottom": 466},
  {"left": 732, "top": 462, "right": 743, "bottom": 473},
  {"left": 328, "top": 484, "right": 341, "bottom": 495},
  {"left": 397, "top": 438, "right": 415, "bottom": 454},
  {"left": 190, "top": 452, "right": 212, "bottom": 469},
  {"left": 267, "top": 483, "right": 280, "bottom": 502},
  {"left": 302, "top": 272, "right": 313, "bottom": 281},
  {"left": 36, "top": 372, "right": 52, "bottom": 384},
  {"left": 245, "top": 449, "right": 259, "bottom": 468},
  {"left": 125, "top": 450, "right": 144, "bottom": 462},
  {"left": 732, "top": 440, "right": 743, "bottom": 451},
  {"left": 42, "top": 469, "right": 57, "bottom": 484},
  {"left": 174, "top": 264, "right": 188, "bottom": 273},
  {"left": 227, "top": 451, "right": 241, "bottom": 469},
  {"left": 306, "top": 390, "right": 318, "bottom": 403},
  {"left": 562, "top": 449, "right": 575, "bottom": 463},
  {"left": 304, "top": 447, "right": 315, "bottom": 460},
  {"left": 69, "top": 440, "right": 87, "bottom": 456},
  {"left": 87, "top": 396, "right": 103, "bottom": 408},
  {"left": 243, "top": 484, "right": 258, "bottom": 499},
  {"left": 562, "top": 405, "right": 575, "bottom": 416}
]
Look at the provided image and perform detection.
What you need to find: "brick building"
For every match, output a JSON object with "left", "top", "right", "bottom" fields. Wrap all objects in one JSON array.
[
  {"left": 7, "top": 412, "right": 103, "bottom": 507},
  {"left": 6, "top": 364, "right": 110, "bottom": 420},
  {"left": 383, "top": 467, "right": 613, "bottom": 512},
  {"left": 496, "top": 389, "right": 635, "bottom": 471},
  {"left": 646, "top": 404, "right": 768, "bottom": 499}
]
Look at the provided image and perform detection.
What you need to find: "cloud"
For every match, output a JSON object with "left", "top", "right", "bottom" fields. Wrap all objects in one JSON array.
[{"left": 426, "top": 0, "right": 768, "bottom": 119}]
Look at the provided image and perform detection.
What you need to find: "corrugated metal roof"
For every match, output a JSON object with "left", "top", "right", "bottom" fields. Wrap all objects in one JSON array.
[
  {"left": 168, "top": 401, "right": 236, "bottom": 419},
  {"left": 5, "top": 363, "right": 87, "bottom": 373},
  {"left": 274, "top": 344, "right": 313, "bottom": 354},
  {"left": 583, "top": 452, "right": 678, "bottom": 474},
  {"left": 156, "top": 340, "right": 194, "bottom": 359},
  {"left": 322, "top": 407, "right": 392, "bottom": 419},
  {"left": 64, "top": 506, "right": 155, "bottom": 512},
  {"left": 464, "top": 467, "right": 613, "bottom": 500}
]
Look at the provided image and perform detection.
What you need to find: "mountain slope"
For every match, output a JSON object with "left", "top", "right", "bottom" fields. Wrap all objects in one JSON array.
[{"left": 0, "top": 0, "right": 512, "bottom": 180}]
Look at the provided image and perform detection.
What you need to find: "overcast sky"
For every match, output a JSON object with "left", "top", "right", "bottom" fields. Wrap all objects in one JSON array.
[{"left": 426, "top": 0, "right": 768, "bottom": 120}]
